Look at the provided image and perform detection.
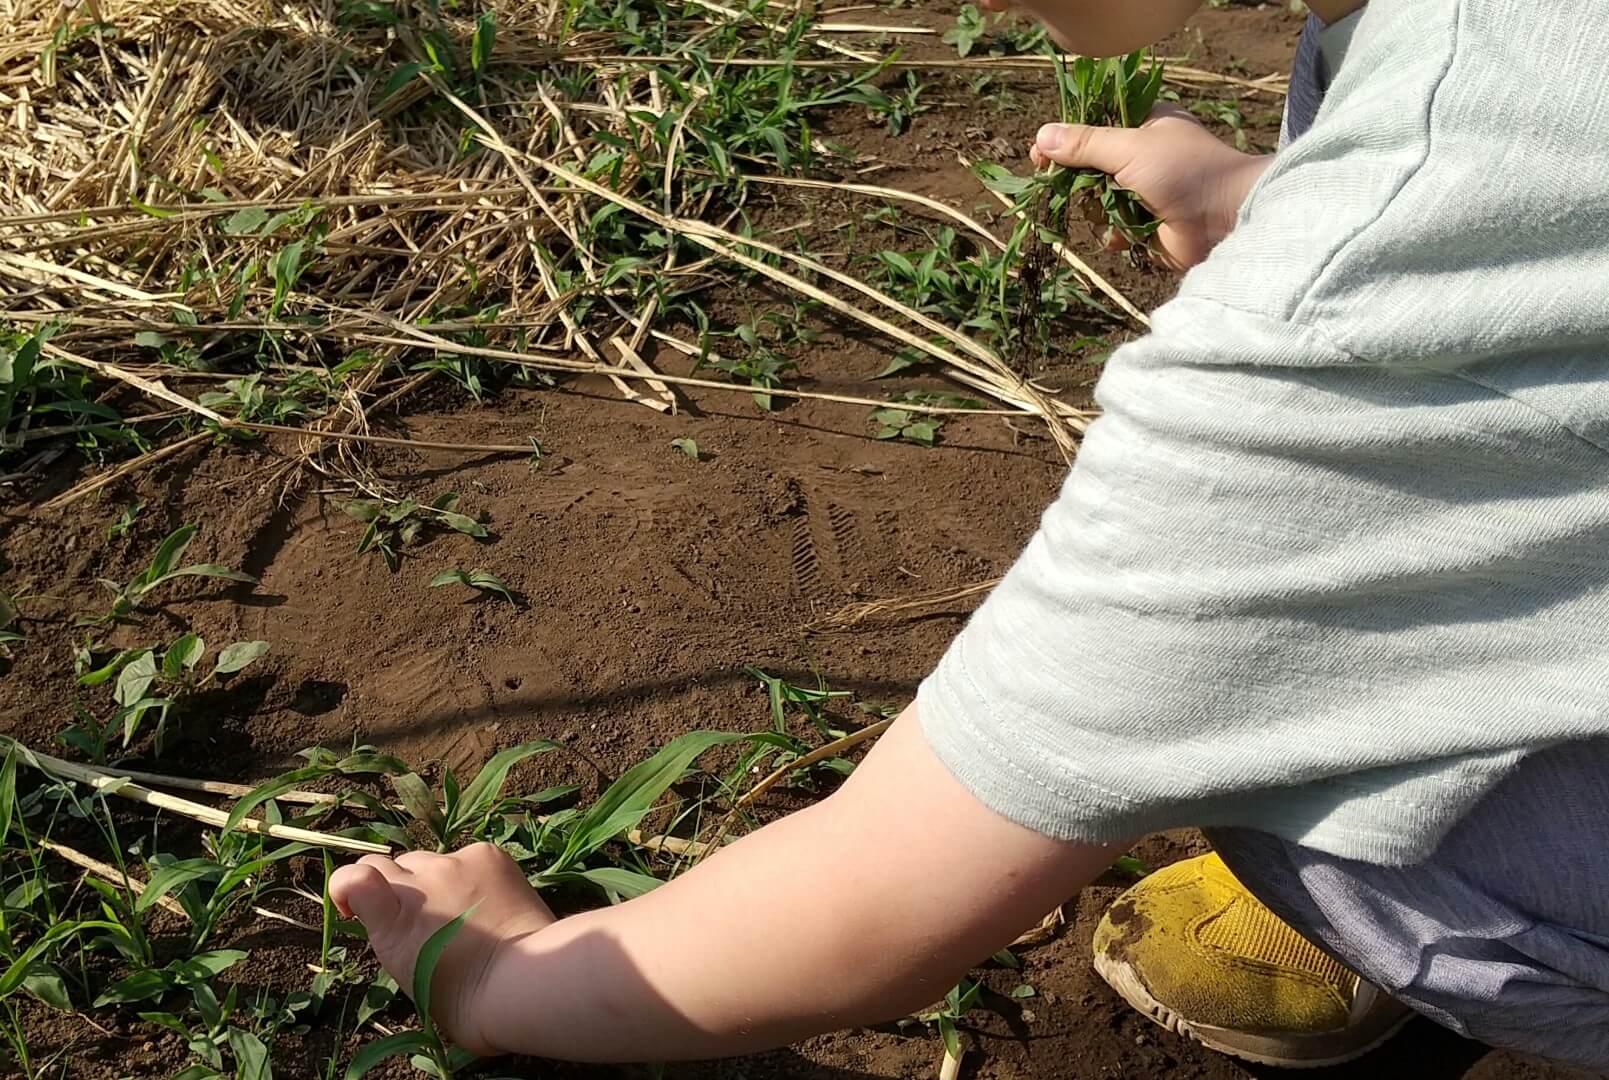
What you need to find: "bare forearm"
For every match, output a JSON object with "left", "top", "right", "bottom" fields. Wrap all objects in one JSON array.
[{"left": 478, "top": 715, "right": 1118, "bottom": 1062}]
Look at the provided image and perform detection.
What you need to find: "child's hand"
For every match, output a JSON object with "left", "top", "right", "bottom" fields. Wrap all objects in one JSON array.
[
  {"left": 330, "top": 842, "right": 556, "bottom": 1056},
  {"left": 1031, "top": 104, "right": 1272, "bottom": 270}
]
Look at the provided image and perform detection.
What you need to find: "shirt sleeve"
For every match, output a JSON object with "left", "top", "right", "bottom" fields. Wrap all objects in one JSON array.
[{"left": 916, "top": 298, "right": 1609, "bottom": 865}]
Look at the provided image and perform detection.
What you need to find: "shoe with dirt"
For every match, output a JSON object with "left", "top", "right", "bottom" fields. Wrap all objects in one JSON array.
[{"left": 1092, "top": 852, "right": 1415, "bottom": 1069}]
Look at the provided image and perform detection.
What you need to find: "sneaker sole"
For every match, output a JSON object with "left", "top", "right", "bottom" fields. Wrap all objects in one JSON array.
[{"left": 1092, "top": 950, "right": 1416, "bottom": 1070}]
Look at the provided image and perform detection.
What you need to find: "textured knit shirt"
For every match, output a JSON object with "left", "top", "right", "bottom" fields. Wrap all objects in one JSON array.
[{"left": 919, "top": 0, "right": 1609, "bottom": 865}]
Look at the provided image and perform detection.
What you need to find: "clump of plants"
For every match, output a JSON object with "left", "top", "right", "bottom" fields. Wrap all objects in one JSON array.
[{"left": 977, "top": 48, "right": 1165, "bottom": 365}]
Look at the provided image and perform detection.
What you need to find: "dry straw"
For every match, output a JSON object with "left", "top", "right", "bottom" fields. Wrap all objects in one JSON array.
[{"left": 0, "top": 0, "right": 1199, "bottom": 493}]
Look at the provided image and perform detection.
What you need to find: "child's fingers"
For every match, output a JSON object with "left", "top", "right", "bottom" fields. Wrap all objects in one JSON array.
[
  {"left": 1034, "top": 123, "right": 1140, "bottom": 178},
  {"left": 330, "top": 858, "right": 404, "bottom": 925}
]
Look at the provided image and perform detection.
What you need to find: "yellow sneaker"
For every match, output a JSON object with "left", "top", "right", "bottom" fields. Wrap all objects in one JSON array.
[{"left": 1092, "top": 853, "right": 1414, "bottom": 1068}]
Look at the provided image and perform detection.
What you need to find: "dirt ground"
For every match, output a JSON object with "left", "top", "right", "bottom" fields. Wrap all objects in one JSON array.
[{"left": 0, "top": 3, "right": 1593, "bottom": 1078}]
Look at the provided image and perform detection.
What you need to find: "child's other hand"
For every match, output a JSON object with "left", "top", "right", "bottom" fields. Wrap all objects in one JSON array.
[
  {"left": 1031, "top": 104, "right": 1272, "bottom": 270},
  {"left": 330, "top": 842, "right": 556, "bottom": 1056}
]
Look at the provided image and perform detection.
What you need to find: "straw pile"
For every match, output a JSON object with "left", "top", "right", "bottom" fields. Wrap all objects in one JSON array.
[{"left": 0, "top": 0, "right": 1119, "bottom": 500}]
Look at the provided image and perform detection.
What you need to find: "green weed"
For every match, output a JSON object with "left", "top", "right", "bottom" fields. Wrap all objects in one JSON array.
[
  {"left": 71, "top": 635, "right": 269, "bottom": 756},
  {"left": 343, "top": 493, "right": 487, "bottom": 572},
  {"left": 429, "top": 568, "right": 516, "bottom": 605},
  {"left": 83, "top": 524, "right": 257, "bottom": 626}
]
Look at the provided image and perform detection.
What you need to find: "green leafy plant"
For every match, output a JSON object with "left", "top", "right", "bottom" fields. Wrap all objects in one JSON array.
[
  {"left": 429, "top": 568, "right": 515, "bottom": 605},
  {"left": 72, "top": 634, "right": 269, "bottom": 756},
  {"left": 105, "top": 500, "right": 144, "bottom": 541},
  {"left": 387, "top": 741, "right": 559, "bottom": 852},
  {"left": 870, "top": 407, "right": 940, "bottom": 447},
  {"left": 343, "top": 493, "right": 487, "bottom": 572},
  {"left": 84, "top": 525, "right": 256, "bottom": 625},
  {"left": 977, "top": 47, "right": 1166, "bottom": 296},
  {"left": 942, "top": 4, "right": 988, "bottom": 56},
  {"left": 914, "top": 979, "right": 983, "bottom": 1062}
]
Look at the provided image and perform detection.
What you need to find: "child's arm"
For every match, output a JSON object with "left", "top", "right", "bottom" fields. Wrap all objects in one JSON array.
[
  {"left": 993, "top": 0, "right": 1203, "bottom": 58},
  {"left": 332, "top": 707, "right": 1119, "bottom": 1062},
  {"left": 1031, "top": 106, "right": 1272, "bottom": 270}
]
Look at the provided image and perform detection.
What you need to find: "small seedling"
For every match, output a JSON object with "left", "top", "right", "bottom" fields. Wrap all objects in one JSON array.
[
  {"left": 670, "top": 437, "right": 700, "bottom": 460},
  {"left": 344, "top": 907, "right": 477, "bottom": 1079},
  {"left": 84, "top": 525, "right": 256, "bottom": 625},
  {"left": 914, "top": 979, "right": 982, "bottom": 1062},
  {"left": 388, "top": 741, "right": 559, "bottom": 852},
  {"left": 870, "top": 407, "right": 941, "bottom": 447},
  {"left": 72, "top": 635, "right": 269, "bottom": 754},
  {"left": 429, "top": 568, "right": 515, "bottom": 604},
  {"left": 343, "top": 493, "right": 486, "bottom": 572},
  {"left": 105, "top": 500, "right": 143, "bottom": 541}
]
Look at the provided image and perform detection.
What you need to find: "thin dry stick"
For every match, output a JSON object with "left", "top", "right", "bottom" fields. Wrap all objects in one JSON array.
[
  {"left": 38, "top": 837, "right": 186, "bottom": 917},
  {"left": 956, "top": 153, "right": 1150, "bottom": 330},
  {"left": 63, "top": 763, "right": 337, "bottom": 806},
  {"left": 742, "top": 173, "right": 1007, "bottom": 253},
  {"left": 40, "top": 836, "right": 320, "bottom": 930},
  {"left": 696, "top": 719, "right": 895, "bottom": 863},
  {"left": 735, "top": 718, "right": 893, "bottom": 810},
  {"left": 39, "top": 431, "right": 209, "bottom": 512},
  {"left": 811, "top": 578, "right": 1001, "bottom": 629},
  {"left": 348, "top": 329, "right": 1024, "bottom": 416},
  {"left": 444, "top": 93, "right": 1081, "bottom": 452},
  {"left": 77, "top": 759, "right": 708, "bottom": 857},
  {"left": 12, "top": 744, "right": 389, "bottom": 855},
  {"left": 45, "top": 344, "right": 537, "bottom": 454}
]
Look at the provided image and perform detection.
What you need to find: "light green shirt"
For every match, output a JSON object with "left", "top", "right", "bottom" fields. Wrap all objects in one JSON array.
[{"left": 919, "top": 0, "right": 1609, "bottom": 865}]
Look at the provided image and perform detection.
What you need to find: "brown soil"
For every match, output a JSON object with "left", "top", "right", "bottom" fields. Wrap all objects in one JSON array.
[{"left": 0, "top": 5, "right": 1589, "bottom": 1080}]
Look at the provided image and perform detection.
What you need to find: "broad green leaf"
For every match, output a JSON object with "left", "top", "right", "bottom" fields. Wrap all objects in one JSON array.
[
  {"left": 228, "top": 1028, "right": 272, "bottom": 1080},
  {"left": 171, "top": 949, "right": 248, "bottom": 984},
  {"left": 471, "top": 11, "right": 497, "bottom": 74},
  {"left": 438, "top": 511, "right": 487, "bottom": 537},
  {"left": 77, "top": 648, "right": 136, "bottom": 686},
  {"left": 150, "top": 564, "right": 258, "bottom": 591},
  {"left": 138, "top": 858, "right": 221, "bottom": 913},
  {"left": 465, "top": 571, "right": 513, "bottom": 603},
  {"left": 356, "top": 970, "right": 398, "bottom": 1026},
  {"left": 378, "top": 61, "right": 431, "bottom": 105},
  {"left": 0, "top": 748, "right": 14, "bottom": 849},
  {"left": 343, "top": 1030, "right": 432, "bottom": 1079},
  {"left": 93, "top": 967, "right": 173, "bottom": 1006},
  {"left": 972, "top": 161, "right": 1037, "bottom": 196},
  {"left": 220, "top": 207, "right": 270, "bottom": 236},
  {"left": 414, "top": 906, "right": 477, "bottom": 1045},
  {"left": 213, "top": 640, "right": 269, "bottom": 675},
  {"left": 390, "top": 772, "right": 444, "bottom": 838},
  {"left": 550, "top": 731, "right": 750, "bottom": 873},
  {"left": 671, "top": 437, "right": 699, "bottom": 460},
  {"left": 134, "top": 331, "right": 173, "bottom": 349},
  {"left": 172, "top": 1065, "right": 223, "bottom": 1080},
  {"left": 114, "top": 650, "right": 157, "bottom": 707},
  {"left": 429, "top": 570, "right": 470, "bottom": 589},
  {"left": 163, "top": 633, "right": 205, "bottom": 678},
  {"left": 342, "top": 500, "right": 381, "bottom": 523},
  {"left": 939, "top": 1015, "right": 961, "bottom": 1061},
  {"left": 2, "top": 920, "right": 121, "bottom": 998},
  {"left": 22, "top": 969, "right": 70, "bottom": 1010},
  {"left": 551, "top": 866, "right": 663, "bottom": 901},
  {"left": 446, "top": 741, "right": 559, "bottom": 836},
  {"left": 138, "top": 525, "right": 198, "bottom": 587},
  {"left": 1112, "top": 854, "right": 1150, "bottom": 878},
  {"left": 1010, "top": 983, "right": 1037, "bottom": 998},
  {"left": 223, "top": 764, "right": 336, "bottom": 836}
]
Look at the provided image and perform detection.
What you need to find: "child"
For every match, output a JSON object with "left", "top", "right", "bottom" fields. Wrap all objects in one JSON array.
[{"left": 333, "top": 0, "right": 1609, "bottom": 1070}]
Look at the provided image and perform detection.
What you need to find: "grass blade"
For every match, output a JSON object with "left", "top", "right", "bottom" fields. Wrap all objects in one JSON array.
[
  {"left": 549, "top": 731, "right": 749, "bottom": 873},
  {"left": 413, "top": 906, "right": 477, "bottom": 1046},
  {"left": 344, "top": 1031, "right": 433, "bottom": 1080}
]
